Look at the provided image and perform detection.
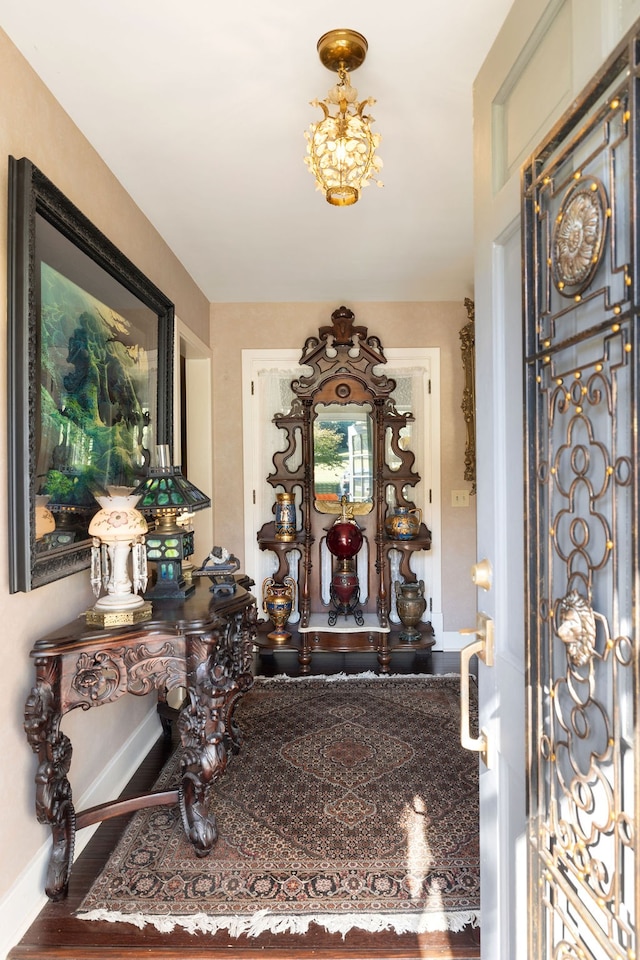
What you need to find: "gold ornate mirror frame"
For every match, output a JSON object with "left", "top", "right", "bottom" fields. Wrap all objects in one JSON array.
[{"left": 460, "top": 297, "right": 476, "bottom": 495}]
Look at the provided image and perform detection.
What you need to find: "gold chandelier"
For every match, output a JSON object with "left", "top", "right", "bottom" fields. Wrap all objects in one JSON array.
[{"left": 304, "top": 29, "right": 383, "bottom": 206}]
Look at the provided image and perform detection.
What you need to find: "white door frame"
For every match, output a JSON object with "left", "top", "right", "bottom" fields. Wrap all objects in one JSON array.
[{"left": 178, "top": 319, "right": 213, "bottom": 557}]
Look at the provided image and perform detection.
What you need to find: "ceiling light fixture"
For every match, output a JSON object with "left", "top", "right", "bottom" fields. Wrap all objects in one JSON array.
[{"left": 304, "top": 29, "right": 383, "bottom": 206}]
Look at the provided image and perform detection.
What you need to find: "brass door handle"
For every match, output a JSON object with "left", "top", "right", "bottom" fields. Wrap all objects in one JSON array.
[
  {"left": 459, "top": 613, "right": 494, "bottom": 767},
  {"left": 459, "top": 612, "right": 494, "bottom": 665}
]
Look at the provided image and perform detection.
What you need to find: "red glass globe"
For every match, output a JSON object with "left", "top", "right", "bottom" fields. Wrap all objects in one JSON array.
[{"left": 326, "top": 519, "right": 363, "bottom": 560}]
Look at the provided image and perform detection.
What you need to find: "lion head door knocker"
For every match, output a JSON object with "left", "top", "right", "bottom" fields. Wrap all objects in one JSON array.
[{"left": 555, "top": 591, "right": 597, "bottom": 667}]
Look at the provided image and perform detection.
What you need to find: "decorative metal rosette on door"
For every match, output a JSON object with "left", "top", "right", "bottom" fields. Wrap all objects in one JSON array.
[{"left": 551, "top": 177, "right": 608, "bottom": 297}]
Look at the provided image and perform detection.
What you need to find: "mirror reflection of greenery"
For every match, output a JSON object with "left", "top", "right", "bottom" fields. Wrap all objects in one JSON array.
[{"left": 313, "top": 424, "right": 346, "bottom": 469}]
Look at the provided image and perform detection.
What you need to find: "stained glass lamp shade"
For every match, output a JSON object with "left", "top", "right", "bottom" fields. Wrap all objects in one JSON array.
[{"left": 131, "top": 463, "right": 210, "bottom": 600}]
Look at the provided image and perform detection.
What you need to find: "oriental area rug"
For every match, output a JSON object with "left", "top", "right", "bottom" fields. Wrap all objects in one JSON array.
[{"left": 78, "top": 674, "right": 479, "bottom": 938}]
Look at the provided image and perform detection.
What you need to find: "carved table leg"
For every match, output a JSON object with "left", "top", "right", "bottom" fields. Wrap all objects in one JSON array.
[
  {"left": 24, "top": 657, "right": 76, "bottom": 900},
  {"left": 177, "top": 694, "right": 225, "bottom": 857},
  {"left": 177, "top": 634, "right": 235, "bottom": 856},
  {"left": 225, "top": 607, "right": 256, "bottom": 754},
  {"left": 177, "top": 611, "right": 256, "bottom": 856}
]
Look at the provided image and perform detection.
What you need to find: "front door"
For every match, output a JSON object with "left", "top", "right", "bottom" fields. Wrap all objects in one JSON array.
[
  {"left": 522, "top": 26, "right": 639, "bottom": 960},
  {"left": 474, "top": 3, "right": 640, "bottom": 958}
]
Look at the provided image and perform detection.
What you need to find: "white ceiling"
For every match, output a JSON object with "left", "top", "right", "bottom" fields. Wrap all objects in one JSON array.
[{"left": 1, "top": 1, "right": 514, "bottom": 303}]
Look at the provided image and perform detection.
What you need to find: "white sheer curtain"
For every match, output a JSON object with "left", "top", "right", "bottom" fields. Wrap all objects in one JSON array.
[
  {"left": 259, "top": 369, "right": 304, "bottom": 526},
  {"left": 253, "top": 366, "right": 303, "bottom": 619},
  {"left": 385, "top": 366, "right": 430, "bottom": 624}
]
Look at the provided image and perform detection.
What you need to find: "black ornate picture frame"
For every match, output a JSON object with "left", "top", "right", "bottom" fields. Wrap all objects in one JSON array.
[{"left": 7, "top": 156, "right": 175, "bottom": 592}]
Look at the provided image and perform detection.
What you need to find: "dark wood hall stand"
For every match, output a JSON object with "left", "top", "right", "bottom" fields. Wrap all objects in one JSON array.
[
  {"left": 23, "top": 578, "right": 257, "bottom": 901},
  {"left": 257, "top": 307, "right": 435, "bottom": 674}
]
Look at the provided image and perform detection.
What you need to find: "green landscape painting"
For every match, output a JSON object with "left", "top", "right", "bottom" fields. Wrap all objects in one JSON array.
[{"left": 38, "top": 262, "right": 154, "bottom": 511}]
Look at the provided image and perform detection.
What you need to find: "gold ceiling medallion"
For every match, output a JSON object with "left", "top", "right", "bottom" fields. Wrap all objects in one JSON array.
[
  {"left": 304, "top": 28, "right": 383, "bottom": 206},
  {"left": 551, "top": 177, "right": 608, "bottom": 297}
]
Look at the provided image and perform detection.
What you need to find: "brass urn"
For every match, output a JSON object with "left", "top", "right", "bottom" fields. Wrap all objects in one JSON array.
[{"left": 395, "top": 579, "right": 427, "bottom": 641}]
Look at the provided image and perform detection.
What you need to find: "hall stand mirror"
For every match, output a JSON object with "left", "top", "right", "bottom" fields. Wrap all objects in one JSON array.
[{"left": 256, "top": 306, "right": 434, "bottom": 673}]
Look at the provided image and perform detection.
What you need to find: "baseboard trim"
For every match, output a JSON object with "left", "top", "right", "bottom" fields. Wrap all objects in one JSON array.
[
  {"left": 434, "top": 630, "right": 469, "bottom": 652},
  {"left": 0, "top": 706, "right": 162, "bottom": 960}
]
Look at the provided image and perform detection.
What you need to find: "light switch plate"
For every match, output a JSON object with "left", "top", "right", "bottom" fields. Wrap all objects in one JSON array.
[{"left": 451, "top": 489, "right": 470, "bottom": 507}]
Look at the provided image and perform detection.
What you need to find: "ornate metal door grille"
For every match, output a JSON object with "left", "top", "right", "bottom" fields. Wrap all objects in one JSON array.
[{"left": 523, "top": 27, "right": 639, "bottom": 960}]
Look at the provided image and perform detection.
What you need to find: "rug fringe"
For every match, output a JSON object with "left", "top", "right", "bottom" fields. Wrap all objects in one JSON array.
[
  {"left": 77, "top": 907, "right": 480, "bottom": 939},
  {"left": 255, "top": 671, "right": 461, "bottom": 683}
]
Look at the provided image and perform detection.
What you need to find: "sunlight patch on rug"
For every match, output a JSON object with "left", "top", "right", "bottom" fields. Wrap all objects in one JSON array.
[{"left": 77, "top": 674, "right": 479, "bottom": 937}]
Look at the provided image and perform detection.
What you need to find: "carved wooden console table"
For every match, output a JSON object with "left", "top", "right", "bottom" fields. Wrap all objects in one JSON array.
[{"left": 23, "top": 578, "right": 257, "bottom": 901}]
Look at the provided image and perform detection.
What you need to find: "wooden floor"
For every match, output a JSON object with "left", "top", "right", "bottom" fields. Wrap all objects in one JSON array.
[{"left": 9, "top": 656, "right": 480, "bottom": 960}]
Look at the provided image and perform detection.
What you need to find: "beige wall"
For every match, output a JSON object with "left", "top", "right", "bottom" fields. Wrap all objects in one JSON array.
[
  {"left": 0, "top": 26, "right": 209, "bottom": 921},
  {"left": 211, "top": 301, "right": 477, "bottom": 633}
]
